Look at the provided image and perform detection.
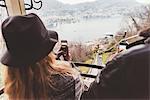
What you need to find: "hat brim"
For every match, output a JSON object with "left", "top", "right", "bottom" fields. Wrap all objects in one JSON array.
[{"left": 1, "top": 30, "right": 58, "bottom": 67}]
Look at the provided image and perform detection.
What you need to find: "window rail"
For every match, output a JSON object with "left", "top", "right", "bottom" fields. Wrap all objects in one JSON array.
[{"left": 72, "top": 62, "right": 104, "bottom": 69}]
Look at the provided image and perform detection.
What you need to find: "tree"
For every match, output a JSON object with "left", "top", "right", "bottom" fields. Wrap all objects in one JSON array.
[{"left": 69, "top": 41, "right": 92, "bottom": 62}]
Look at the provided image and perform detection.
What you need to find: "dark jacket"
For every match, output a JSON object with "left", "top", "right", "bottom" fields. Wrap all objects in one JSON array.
[
  {"left": 48, "top": 74, "right": 83, "bottom": 100},
  {"left": 82, "top": 42, "right": 150, "bottom": 99}
]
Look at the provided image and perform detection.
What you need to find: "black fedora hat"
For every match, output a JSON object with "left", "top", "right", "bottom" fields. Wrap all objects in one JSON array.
[{"left": 1, "top": 13, "right": 58, "bottom": 67}]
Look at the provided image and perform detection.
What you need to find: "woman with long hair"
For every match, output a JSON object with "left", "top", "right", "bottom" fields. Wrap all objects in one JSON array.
[{"left": 1, "top": 13, "right": 84, "bottom": 100}]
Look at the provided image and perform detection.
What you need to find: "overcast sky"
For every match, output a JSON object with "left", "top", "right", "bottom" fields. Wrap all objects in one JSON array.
[
  {"left": 57, "top": 0, "right": 97, "bottom": 5},
  {"left": 136, "top": 0, "right": 150, "bottom": 4},
  {"left": 57, "top": 0, "right": 150, "bottom": 5}
]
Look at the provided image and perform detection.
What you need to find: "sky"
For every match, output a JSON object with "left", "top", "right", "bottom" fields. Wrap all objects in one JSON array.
[
  {"left": 57, "top": 0, "right": 150, "bottom": 5},
  {"left": 57, "top": 0, "right": 97, "bottom": 5},
  {"left": 136, "top": 0, "right": 150, "bottom": 4}
]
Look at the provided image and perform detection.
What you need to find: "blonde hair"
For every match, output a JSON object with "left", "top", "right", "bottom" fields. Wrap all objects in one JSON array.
[{"left": 4, "top": 52, "right": 78, "bottom": 100}]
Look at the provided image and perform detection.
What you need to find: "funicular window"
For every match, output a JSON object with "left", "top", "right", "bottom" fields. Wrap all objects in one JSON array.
[
  {"left": 24, "top": 0, "right": 147, "bottom": 71},
  {"left": 24, "top": 0, "right": 149, "bottom": 93},
  {"left": 0, "top": 0, "right": 150, "bottom": 99}
]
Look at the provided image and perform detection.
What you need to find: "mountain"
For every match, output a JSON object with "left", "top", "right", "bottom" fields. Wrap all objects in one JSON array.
[
  {"left": 41, "top": 0, "right": 65, "bottom": 9},
  {"left": 29, "top": 0, "right": 143, "bottom": 28},
  {"left": 39, "top": 0, "right": 142, "bottom": 17},
  {"left": 42, "top": 0, "right": 141, "bottom": 10}
]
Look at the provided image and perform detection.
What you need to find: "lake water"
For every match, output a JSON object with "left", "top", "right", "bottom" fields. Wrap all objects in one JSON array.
[{"left": 50, "top": 17, "right": 123, "bottom": 42}]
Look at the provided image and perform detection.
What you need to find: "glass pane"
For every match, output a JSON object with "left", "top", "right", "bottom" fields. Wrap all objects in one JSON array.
[
  {"left": 0, "top": 0, "right": 148, "bottom": 92},
  {"left": 25, "top": 0, "right": 143, "bottom": 42},
  {"left": 24, "top": 0, "right": 148, "bottom": 75}
]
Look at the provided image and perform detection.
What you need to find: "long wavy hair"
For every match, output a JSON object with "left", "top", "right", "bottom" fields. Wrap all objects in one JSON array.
[{"left": 4, "top": 52, "right": 78, "bottom": 100}]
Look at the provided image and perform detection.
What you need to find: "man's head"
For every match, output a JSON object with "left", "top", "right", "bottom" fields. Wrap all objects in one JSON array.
[{"left": 139, "top": 27, "right": 150, "bottom": 44}]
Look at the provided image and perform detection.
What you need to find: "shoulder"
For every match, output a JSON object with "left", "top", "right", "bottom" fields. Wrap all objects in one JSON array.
[
  {"left": 103, "top": 44, "right": 149, "bottom": 76},
  {"left": 51, "top": 74, "right": 75, "bottom": 89},
  {"left": 108, "top": 44, "right": 149, "bottom": 64},
  {"left": 51, "top": 74, "right": 82, "bottom": 89},
  {"left": 116, "top": 44, "right": 150, "bottom": 66},
  {"left": 49, "top": 74, "right": 83, "bottom": 99},
  {"left": 48, "top": 74, "right": 75, "bottom": 99},
  {"left": 122, "top": 44, "right": 149, "bottom": 57}
]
